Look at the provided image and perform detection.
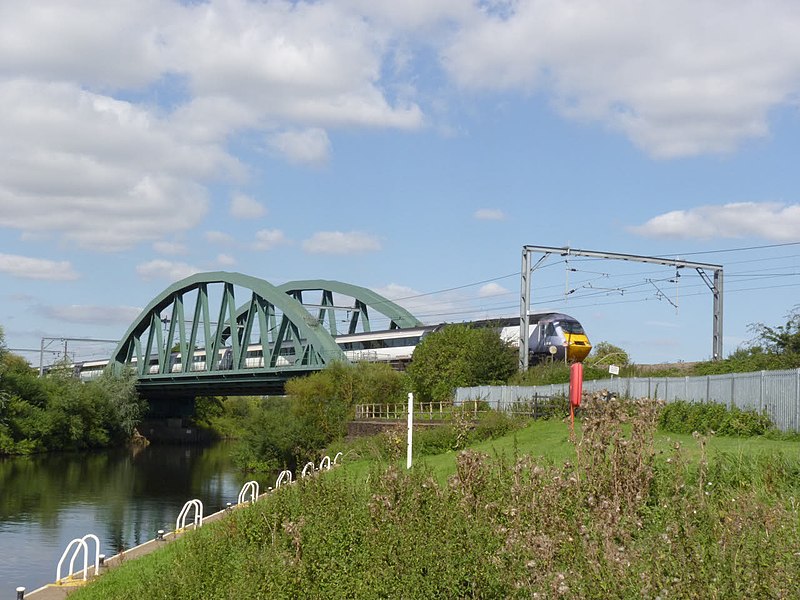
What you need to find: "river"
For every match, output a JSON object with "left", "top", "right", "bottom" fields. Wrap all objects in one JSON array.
[{"left": 0, "top": 442, "right": 260, "bottom": 594}]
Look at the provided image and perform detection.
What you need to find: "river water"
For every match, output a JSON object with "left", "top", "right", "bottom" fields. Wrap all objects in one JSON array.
[{"left": 0, "top": 442, "right": 259, "bottom": 594}]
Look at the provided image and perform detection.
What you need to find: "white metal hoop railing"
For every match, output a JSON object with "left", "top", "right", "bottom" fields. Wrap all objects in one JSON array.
[
  {"left": 333, "top": 451, "right": 343, "bottom": 465},
  {"left": 301, "top": 461, "right": 315, "bottom": 478},
  {"left": 56, "top": 538, "right": 88, "bottom": 583},
  {"left": 319, "top": 455, "right": 331, "bottom": 471},
  {"left": 237, "top": 481, "right": 259, "bottom": 504},
  {"left": 275, "top": 469, "right": 293, "bottom": 488},
  {"left": 176, "top": 499, "right": 204, "bottom": 531}
]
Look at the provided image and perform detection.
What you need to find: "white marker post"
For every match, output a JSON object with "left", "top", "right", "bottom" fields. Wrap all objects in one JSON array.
[{"left": 406, "top": 392, "right": 414, "bottom": 469}]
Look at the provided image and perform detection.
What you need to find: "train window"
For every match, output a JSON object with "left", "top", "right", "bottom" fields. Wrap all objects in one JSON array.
[
  {"left": 559, "top": 321, "right": 585, "bottom": 334},
  {"left": 545, "top": 323, "right": 556, "bottom": 337}
]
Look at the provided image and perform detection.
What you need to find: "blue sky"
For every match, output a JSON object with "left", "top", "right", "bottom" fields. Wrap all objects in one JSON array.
[{"left": 1, "top": 0, "right": 800, "bottom": 366}]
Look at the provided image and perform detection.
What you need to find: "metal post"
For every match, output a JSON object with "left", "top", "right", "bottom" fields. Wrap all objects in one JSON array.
[
  {"left": 713, "top": 269, "right": 724, "bottom": 360},
  {"left": 795, "top": 368, "right": 800, "bottom": 432},
  {"left": 519, "top": 248, "right": 531, "bottom": 371},
  {"left": 16, "top": 587, "right": 25, "bottom": 600},
  {"left": 39, "top": 338, "right": 44, "bottom": 377},
  {"left": 406, "top": 392, "right": 413, "bottom": 469}
]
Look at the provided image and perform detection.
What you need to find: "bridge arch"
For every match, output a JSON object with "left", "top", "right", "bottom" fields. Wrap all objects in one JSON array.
[
  {"left": 220, "top": 279, "right": 423, "bottom": 339},
  {"left": 277, "top": 280, "right": 422, "bottom": 335},
  {"left": 111, "top": 272, "right": 345, "bottom": 395}
]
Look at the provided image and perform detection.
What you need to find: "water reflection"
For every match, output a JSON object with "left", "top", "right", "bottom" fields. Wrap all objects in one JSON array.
[{"left": 0, "top": 443, "right": 259, "bottom": 592}]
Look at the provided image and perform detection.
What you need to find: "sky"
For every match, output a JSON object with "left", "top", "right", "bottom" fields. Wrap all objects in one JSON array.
[{"left": 2, "top": 0, "right": 800, "bottom": 367}]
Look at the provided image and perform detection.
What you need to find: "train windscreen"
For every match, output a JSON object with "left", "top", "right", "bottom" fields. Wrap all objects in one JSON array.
[{"left": 559, "top": 320, "right": 585, "bottom": 334}]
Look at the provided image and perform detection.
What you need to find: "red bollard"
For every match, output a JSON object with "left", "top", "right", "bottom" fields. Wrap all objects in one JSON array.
[{"left": 569, "top": 363, "right": 583, "bottom": 433}]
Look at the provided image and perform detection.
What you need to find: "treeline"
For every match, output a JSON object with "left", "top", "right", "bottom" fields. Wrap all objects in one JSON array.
[
  {"left": 231, "top": 325, "right": 518, "bottom": 474},
  {"left": 0, "top": 326, "right": 145, "bottom": 455}
]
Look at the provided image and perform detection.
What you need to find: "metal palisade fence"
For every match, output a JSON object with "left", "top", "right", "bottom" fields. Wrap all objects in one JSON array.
[{"left": 455, "top": 368, "right": 800, "bottom": 432}]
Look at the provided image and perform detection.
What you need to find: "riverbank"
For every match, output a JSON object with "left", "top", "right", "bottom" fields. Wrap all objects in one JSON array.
[
  {"left": 0, "top": 442, "right": 250, "bottom": 593},
  {"left": 64, "top": 400, "right": 800, "bottom": 598}
]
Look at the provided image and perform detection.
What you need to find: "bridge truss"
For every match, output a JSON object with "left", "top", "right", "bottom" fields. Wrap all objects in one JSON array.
[{"left": 111, "top": 272, "right": 421, "bottom": 398}]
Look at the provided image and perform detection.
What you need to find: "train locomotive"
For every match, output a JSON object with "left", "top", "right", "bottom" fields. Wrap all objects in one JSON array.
[{"left": 470, "top": 312, "right": 592, "bottom": 363}]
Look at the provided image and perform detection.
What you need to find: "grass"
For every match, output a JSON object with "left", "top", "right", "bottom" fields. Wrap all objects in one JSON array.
[
  {"left": 71, "top": 402, "right": 800, "bottom": 599},
  {"left": 334, "top": 416, "right": 800, "bottom": 486}
]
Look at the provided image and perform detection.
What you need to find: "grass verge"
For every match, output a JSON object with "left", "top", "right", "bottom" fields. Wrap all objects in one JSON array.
[{"left": 71, "top": 400, "right": 800, "bottom": 599}]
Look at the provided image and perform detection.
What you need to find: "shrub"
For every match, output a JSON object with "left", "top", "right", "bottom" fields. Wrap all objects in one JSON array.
[
  {"left": 658, "top": 400, "right": 775, "bottom": 436},
  {"left": 406, "top": 324, "right": 516, "bottom": 402}
]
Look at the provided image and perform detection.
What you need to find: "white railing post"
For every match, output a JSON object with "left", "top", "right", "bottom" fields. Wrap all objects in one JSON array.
[
  {"left": 79, "top": 534, "right": 101, "bottom": 576},
  {"left": 407, "top": 392, "right": 413, "bottom": 469},
  {"left": 237, "top": 481, "right": 260, "bottom": 504}
]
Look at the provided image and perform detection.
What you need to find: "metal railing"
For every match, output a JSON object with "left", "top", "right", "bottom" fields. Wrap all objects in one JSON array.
[
  {"left": 455, "top": 367, "right": 800, "bottom": 432},
  {"left": 354, "top": 401, "right": 448, "bottom": 421},
  {"left": 353, "top": 398, "right": 562, "bottom": 420}
]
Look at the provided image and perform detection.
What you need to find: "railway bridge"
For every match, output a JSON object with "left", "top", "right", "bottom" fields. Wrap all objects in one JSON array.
[{"left": 111, "top": 271, "right": 422, "bottom": 411}]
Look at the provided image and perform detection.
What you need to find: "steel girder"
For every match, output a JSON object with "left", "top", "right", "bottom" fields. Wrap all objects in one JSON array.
[
  {"left": 220, "top": 279, "right": 423, "bottom": 339},
  {"left": 277, "top": 280, "right": 422, "bottom": 335},
  {"left": 111, "top": 272, "right": 345, "bottom": 385}
]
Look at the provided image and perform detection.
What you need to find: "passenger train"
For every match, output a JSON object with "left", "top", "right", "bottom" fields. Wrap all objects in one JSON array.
[{"left": 60, "top": 313, "right": 590, "bottom": 381}]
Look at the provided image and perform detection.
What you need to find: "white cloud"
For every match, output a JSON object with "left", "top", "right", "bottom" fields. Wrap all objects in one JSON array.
[
  {"left": 0, "top": 1, "right": 429, "bottom": 254},
  {"left": 302, "top": 231, "right": 381, "bottom": 255},
  {"left": 373, "top": 282, "right": 466, "bottom": 324},
  {"left": 268, "top": 128, "right": 331, "bottom": 165},
  {"left": 153, "top": 241, "right": 188, "bottom": 255},
  {"left": 478, "top": 283, "right": 509, "bottom": 297},
  {"left": 442, "top": 0, "right": 800, "bottom": 157},
  {"left": 230, "top": 194, "right": 267, "bottom": 219},
  {"left": 372, "top": 283, "right": 432, "bottom": 322},
  {"left": 136, "top": 259, "right": 201, "bottom": 282},
  {"left": 216, "top": 253, "right": 237, "bottom": 267},
  {"left": 0, "top": 80, "right": 224, "bottom": 251},
  {"left": 0, "top": 1, "right": 173, "bottom": 89},
  {"left": 163, "top": 1, "right": 424, "bottom": 131},
  {"left": 253, "top": 229, "right": 289, "bottom": 251},
  {"left": 205, "top": 230, "right": 235, "bottom": 244},
  {"left": 630, "top": 202, "right": 800, "bottom": 240},
  {"left": 474, "top": 208, "right": 506, "bottom": 221},
  {"left": 37, "top": 304, "right": 141, "bottom": 325},
  {"left": 0, "top": 253, "right": 79, "bottom": 281}
]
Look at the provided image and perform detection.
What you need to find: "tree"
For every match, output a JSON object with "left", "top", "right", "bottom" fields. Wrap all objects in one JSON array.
[
  {"left": 588, "top": 341, "right": 630, "bottom": 366},
  {"left": 237, "top": 361, "right": 407, "bottom": 472},
  {"left": 749, "top": 306, "right": 800, "bottom": 355},
  {"left": 0, "top": 324, "right": 7, "bottom": 363},
  {"left": 406, "top": 324, "right": 517, "bottom": 402}
]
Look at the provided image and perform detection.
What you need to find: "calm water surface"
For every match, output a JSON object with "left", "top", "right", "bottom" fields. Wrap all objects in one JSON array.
[{"left": 0, "top": 442, "right": 260, "bottom": 593}]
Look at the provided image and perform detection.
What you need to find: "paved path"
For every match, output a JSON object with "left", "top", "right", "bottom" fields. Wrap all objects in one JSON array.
[{"left": 22, "top": 500, "right": 253, "bottom": 599}]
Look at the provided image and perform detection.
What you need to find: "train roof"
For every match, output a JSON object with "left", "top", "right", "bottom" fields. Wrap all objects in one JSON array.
[{"left": 462, "top": 312, "right": 581, "bottom": 329}]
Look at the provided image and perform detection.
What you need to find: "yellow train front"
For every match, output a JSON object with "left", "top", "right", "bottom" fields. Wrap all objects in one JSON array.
[{"left": 529, "top": 312, "right": 592, "bottom": 363}]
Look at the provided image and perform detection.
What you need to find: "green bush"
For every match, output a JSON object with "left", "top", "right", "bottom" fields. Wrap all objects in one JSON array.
[
  {"left": 0, "top": 352, "right": 143, "bottom": 455},
  {"left": 659, "top": 400, "right": 775, "bottom": 436},
  {"left": 236, "top": 362, "right": 407, "bottom": 472},
  {"left": 406, "top": 324, "right": 516, "bottom": 402}
]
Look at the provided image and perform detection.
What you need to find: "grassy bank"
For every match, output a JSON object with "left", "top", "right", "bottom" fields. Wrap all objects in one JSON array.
[{"left": 72, "top": 400, "right": 800, "bottom": 599}]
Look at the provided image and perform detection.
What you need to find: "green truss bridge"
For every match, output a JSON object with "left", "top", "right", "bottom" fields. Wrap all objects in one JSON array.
[{"left": 110, "top": 272, "right": 424, "bottom": 403}]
